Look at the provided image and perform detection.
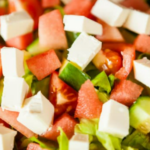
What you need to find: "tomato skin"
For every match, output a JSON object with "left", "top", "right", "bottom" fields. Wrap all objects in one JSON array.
[
  {"left": 93, "top": 49, "right": 122, "bottom": 75},
  {"left": 49, "top": 72, "right": 78, "bottom": 119}
]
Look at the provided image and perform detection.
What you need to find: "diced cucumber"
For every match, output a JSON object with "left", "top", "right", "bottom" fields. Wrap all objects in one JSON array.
[
  {"left": 130, "top": 96, "right": 150, "bottom": 134},
  {"left": 59, "top": 60, "right": 90, "bottom": 91}
]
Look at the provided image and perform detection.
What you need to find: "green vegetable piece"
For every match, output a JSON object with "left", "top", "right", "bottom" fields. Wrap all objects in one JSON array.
[
  {"left": 59, "top": 61, "right": 90, "bottom": 91},
  {"left": 23, "top": 73, "right": 34, "bottom": 88},
  {"left": 0, "top": 78, "right": 4, "bottom": 105},
  {"left": 97, "top": 91, "right": 109, "bottom": 103}
]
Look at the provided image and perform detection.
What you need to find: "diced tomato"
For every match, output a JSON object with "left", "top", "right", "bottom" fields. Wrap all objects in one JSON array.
[
  {"left": 134, "top": 34, "right": 150, "bottom": 54},
  {"left": 110, "top": 80, "right": 143, "bottom": 107},
  {"left": 27, "top": 50, "right": 61, "bottom": 80},
  {"left": 0, "top": 7, "right": 7, "bottom": 15},
  {"left": 42, "top": 113, "right": 77, "bottom": 141},
  {"left": 27, "top": 143, "right": 49, "bottom": 150},
  {"left": 0, "top": 108, "right": 37, "bottom": 138},
  {"left": 120, "top": 0, "right": 149, "bottom": 12},
  {"left": 64, "top": 0, "right": 96, "bottom": 17},
  {"left": 96, "top": 19, "right": 124, "bottom": 42},
  {"left": 6, "top": 33, "right": 33, "bottom": 50},
  {"left": 8, "top": 0, "right": 43, "bottom": 29},
  {"left": 0, "top": 118, "right": 10, "bottom": 128},
  {"left": 93, "top": 49, "right": 122, "bottom": 75},
  {"left": 42, "top": 0, "right": 60, "bottom": 8},
  {"left": 49, "top": 71, "right": 78, "bottom": 119},
  {"left": 102, "top": 43, "right": 135, "bottom": 80},
  {"left": 39, "top": 10, "right": 68, "bottom": 50},
  {"left": 75, "top": 80, "right": 103, "bottom": 119}
]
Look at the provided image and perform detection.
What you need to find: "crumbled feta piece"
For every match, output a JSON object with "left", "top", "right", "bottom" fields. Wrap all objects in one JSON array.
[
  {"left": 1, "top": 77, "right": 29, "bottom": 112},
  {"left": 99, "top": 99, "right": 129, "bottom": 139},
  {"left": 133, "top": 57, "right": 150, "bottom": 87},
  {"left": 63, "top": 15, "right": 103, "bottom": 35},
  {"left": 1, "top": 47, "right": 25, "bottom": 77},
  {"left": 67, "top": 32, "right": 102, "bottom": 70},
  {"left": 0, "top": 125, "right": 17, "bottom": 150},
  {"left": 91, "top": 0, "right": 130, "bottom": 27},
  {"left": 17, "top": 91, "right": 54, "bottom": 135},
  {"left": 0, "top": 10, "right": 34, "bottom": 40},
  {"left": 123, "top": 10, "right": 150, "bottom": 34},
  {"left": 69, "top": 133, "right": 89, "bottom": 150}
]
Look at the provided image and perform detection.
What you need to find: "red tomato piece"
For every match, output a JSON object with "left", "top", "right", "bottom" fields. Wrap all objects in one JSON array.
[
  {"left": 134, "top": 34, "right": 150, "bottom": 54},
  {"left": 0, "top": 108, "right": 37, "bottom": 138},
  {"left": 93, "top": 49, "right": 122, "bottom": 75},
  {"left": 102, "top": 43, "right": 135, "bottom": 80},
  {"left": 42, "top": 0, "right": 60, "bottom": 8},
  {"left": 39, "top": 10, "right": 68, "bottom": 50},
  {"left": 75, "top": 80, "right": 103, "bottom": 119},
  {"left": 0, "top": 7, "right": 8, "bottom": 15},
  {"left": 27, "top": 50, "right": 61, "bottom": 80},
  {"left": 42, "top": 113, "right": 77, "bottom": 141},
  {"left": 0, "top": 118, "right": 10, "bottom": 128},
  {"left": 6, "top": 33, "right": 33, "bottom": 50},
  {"left": 120, "top": 0, "right": 149, "bottom": 12},
  {"left": 49, "top": 71, "right": 78, "bottom": 119},
  {"left": 96, "top": 19, "right": 124, "bottom": 42},
  {"left": 110, "top": 80, "right": 143, "bottom": 107},
  {"left": 8, "top": 0, "right": 43, "bottom": 29},
  {"left": 64, "top": 0, "right": 96, "bottom": 17},
  {"left": 27, "top": 143, "right": 49, "bottom": 150}
]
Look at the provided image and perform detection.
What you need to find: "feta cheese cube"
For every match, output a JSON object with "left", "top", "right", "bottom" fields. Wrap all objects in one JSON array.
[
  {"left": 63, "top": 15, "right": 103, "bottom": 35},
  {"left": 91, "top": 0, "right": 130, "bottom": 27},
  {"left": 1, "top": 47, "right": 25, "bottom": 77},
  {"left": 1, "top": 77, "right": 29, "bottom": 112},
  {"left": 61, "top": 0, "right": 71, "bottom": 4},
  {"left": 124, "top": 10, "right": 150, "bottom": 34},
  {"left": 0, "top": 125, "right": 17, "bottom": 150},
  {"left": 67, "top": 32, "right": 102, "bottom": 70},
  {"left": 133, "top": 57, "right": 150, "bottom": 87},
  {"left": 99, "top": 99, "right": 129, "bottom": 139},
  {"left": 17, "top": 91, "right": 54, "bottom": 135},
  {"left": 0, "top": 10, "right": 34, "bottom": 40},
  {"left": 69, "top": 133, "right": 89, "bottom": 150}
]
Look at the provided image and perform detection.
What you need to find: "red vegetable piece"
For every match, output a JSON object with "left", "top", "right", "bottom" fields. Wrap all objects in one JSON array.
[
  {"left": 75, "top": 80, "right": 103, "bottom": 119},
  {"left": 27, "top": 50, "right": 61, "bottom": 80},
  {"left": 0, "top": 108, "right": 37, "bottom": 138},
  {"left": 64, "top": 0, "right": 96, "bottom": 17},
  {"left": 6, "top": 33, "right": 33, "bottom": 50},
  {"left": 42, "top": 0, "right": 60, "bottom": 8},
  {"left": 0, "top": 118, "right": 10, "bottom": 128},
  {"left": 49, "top": 71, "right": 77, "bottom": 119},
  {"left": 110, "top": 80, "right": 143, "bottom": 107},
  {"left": 42, "top": 113, "right": 77, "bottom": 141},
  {"left": 39, "top": 10, "right": 68, "bottom": 50},
  {"left": 134, "top": 34, "right": 150, "bottom": 54}
]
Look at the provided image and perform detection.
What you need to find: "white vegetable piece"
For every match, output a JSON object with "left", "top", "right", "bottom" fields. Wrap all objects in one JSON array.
[
  {"left": 123, "top": 10, "right": 150, "bottom": 35},
  {"left": 0, "top": 125, "right": 17, "bottom": 150},
  {"left": 1, "top": 47, "right": 25, "bottom": 77},
  {"left": 1, "top": 77, "right": 29, "bottom": 112},
  {"left": 133, "top": 57, "right": 150, "bottom": 87},
  {"left": 91, "top": 0, "right": 130, "bottom": 27},
  {"left": 17, "top": 91, "right": 54, "bottom": 135},
  {"left": 69, "top": 133, "right": 89, "bottom": 150},
  {"left": 63, "top": 15, "right": 103, "bottom": 35},
  {"left": 61, "top": 0, "right": 71, "bottom": 4},
  {"left": 99, "top": 99, "right": 129, "bottom": 139},
  {"left": 0, "top": 10, "right": 34, "bottom": 40},
  {"left": 67, "top": 32, "right": 102, "bottom": 70}
]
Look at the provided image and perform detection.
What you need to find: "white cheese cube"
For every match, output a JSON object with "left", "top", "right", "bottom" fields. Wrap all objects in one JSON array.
[
  {"left": 124, "top": 10, "right": 150, "bottom": 34},
  {"left": 61, "top": 0, "right": 71, "bottom": 4},
  {"left": 69, "top": 133, "right": 89, "bottom": 150},
  {"left": 133, "top": 57, "right": 150, "bottom": 87},
  {"left": 67, "top": 32, "right": 102, "bottom": 70},
  {"left": 1, "top": 47, "right": 25, "bottom": 77},
  {"left": 91, "top": 0, "right": 130, "bottom": 27},
  {"left": 0, "top": 125, "right": 17, "bottom": 150},
  {"left": 99, "top": 99, "right": 129, "bottom": 139},
  {"left": 1, "top": 77, "right": 29, "bottom": 112},
  {"left": 17, "top": 91, "right": 54, "bottom": 135},
  {"left": 63, "top": 15, "right": 103, "bottom": 35},
  {"left": 0, "top": 10, "right": 34, "bottom": 40}
]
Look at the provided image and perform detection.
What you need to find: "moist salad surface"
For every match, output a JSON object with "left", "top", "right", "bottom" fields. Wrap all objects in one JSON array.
[{"left": 1, "top": 0, "right": 150, "bottom": 150}]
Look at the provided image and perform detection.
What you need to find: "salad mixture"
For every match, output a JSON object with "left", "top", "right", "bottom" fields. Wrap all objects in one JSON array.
[{"left": 1, "top": 0, "right": 150, "bottom": 150}]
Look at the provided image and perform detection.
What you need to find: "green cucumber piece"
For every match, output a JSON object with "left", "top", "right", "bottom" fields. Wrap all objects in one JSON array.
[
  {"left": 59, "top": 61, "right": 90, "bottom": 91},
  {"left": 130, "top": 96, "right": 150, "bottom": 134}
]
